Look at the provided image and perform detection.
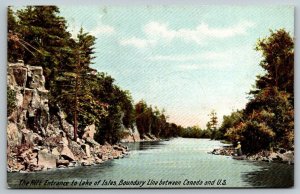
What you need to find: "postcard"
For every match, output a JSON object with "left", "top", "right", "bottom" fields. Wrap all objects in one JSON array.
[{"left": 7, "top": 5, "right": 294, "bottom": 188}]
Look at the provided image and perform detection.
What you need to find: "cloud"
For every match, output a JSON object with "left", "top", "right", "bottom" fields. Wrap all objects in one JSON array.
[
  {"left": 144, "top": 22, "right": 176, "bottom": 41},
  {"left": 120, "top": 20, "right": 255, "bottom": 48},
  {"left": 90, "top": 25, "right": 115, "bottom": 36},
  {"left": 119, "top": 37, "right": 156, "bottom": 48},
  {"left": 178, "top": 63, "right": 231, "bottom": 70},
  {"left": 149, "top": 54, "right": 192, "bottom": 62},
  {"left": 150, "top": 46, "right": 258, "bottom": 70},
  {"left": 149, "top": 51, "right": 229, "bottom": 62}
]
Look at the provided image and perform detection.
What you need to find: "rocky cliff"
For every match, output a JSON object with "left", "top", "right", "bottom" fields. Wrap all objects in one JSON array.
[{"left": 7, "top": 61, "right": 128, "bottom": 172}]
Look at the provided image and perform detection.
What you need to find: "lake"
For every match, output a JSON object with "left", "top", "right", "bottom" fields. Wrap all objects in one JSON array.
[{"left": 7, "top": 138, "right": 294, "bottom": 188}]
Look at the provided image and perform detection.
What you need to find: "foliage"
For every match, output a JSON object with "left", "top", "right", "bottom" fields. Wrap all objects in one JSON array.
[
  {"left": 8, "top": 7, "right": 24, "bottom": 62},
  {"left": 180, "top": 125, "right": 210, "bottom": 138},
  {"left": 252, "top": 29, "right": 294, "bottom": 100},
  {"left": 206, "top": 110, "right": 222, "bottom": 139},
  {"left": 134, "top": 100, "right": 182, "bottom": 138},
  {"left": 7, "top": 87, "right": 16, "bottom": 117},
  {"left": 218, "top": 110, "right": 243, "bottom": 140},
  {"left": 222, "top": 29, "right": 294, "bottom": 153}
]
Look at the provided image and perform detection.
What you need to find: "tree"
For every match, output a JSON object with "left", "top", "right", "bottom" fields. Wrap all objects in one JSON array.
[
  {"left": 219, "top": 110, "right": 243, "bottom": 140},
  {"left": 16, "top": 6, "right": 73, "bottom": 93},
  {"left": 251, "top": 29, "right": 294, "bottom": 103},
  {"left": 135, "top": 100, "right": 151, "bottom": 136},
  {"left": 55, "top": 28, "right": 100, "bottom": 140},
  {"left": 225, "top": 29, "right": 294, "bottom": 152},
  {"left": 8, "top": 7, "right": 24, "bottom": 62},
  {"left": 206, "top": 110, "right": 219, "bottom": 139}
]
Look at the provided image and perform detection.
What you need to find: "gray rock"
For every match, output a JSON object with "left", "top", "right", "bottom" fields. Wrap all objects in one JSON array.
[
  {"left": 85, "top": 137, "right": 100, "bottom": 146},
  {"left": 60, "top": 145, "right": 76, "bottom": 161},
  {"left": 8, "top": 63, "right": 27, "bottom": 89},
  {"left": 81, "top": 144, "right": 91, "bottom": 158},
  {"left": 38, "top": 149, "right": 56, "bottom": 169},
  {"left": 27, "top": 65, "right": 45, "bottom": 90},
  {"left": 7, "top": 122, "right": 22, "bottom": 147},
  {"left": 56, "top": 159, "right": 70, "bottom": 166},
  {"left": 82, "top": 124, "right": 96, "bottom": 139}
]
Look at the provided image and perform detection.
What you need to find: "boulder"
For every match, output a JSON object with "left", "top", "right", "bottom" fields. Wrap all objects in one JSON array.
[
  {"left": 7, "top": 122, "right": 22, "bottom": 147},
  {"left": 82, "top": 144, "right": 91, "bottom": 157},
  {"left": 95, "top": 157, "right": 103, "bottom": 164},
  {"left": 27, "top": 65, "right": 45, "bottom": 90},
  {"left": 8, "top": 63, "right": 27, "bottom": 89},
  {"left": 68, "top": 140, "right": 85, "bottom": 160},
  {"left": 62, "top": 120, "right": 74, "bottom": 139},
  {"left": 51, "top": 147, "right": 60, "bottom": 157},
  {"left": 280, "top": 151, "right": 294, "bottom": 164},
  {"left": 68, "top": 161, "right": 78, "bottom": 167},
  {"left": 56, "top": 159, "right": 70, "bottom": 167},
  {"left": 23, "top": 131, "right": 43, "bottom": 146},
  {"left": 81, "top": 159, "right": 93, "bottom": 166},
  {"left": 60, "top": 145, "right": 76, "bottom": 161},
  {"left": 85, "top": 137, "right": 100, "bottom": 146},
  {"left": 44, "top": 135, "right": 62, "bottom": 147},
  {"left": 38, "top": 149, "right": 57, "bottom": 169},
  {"left": 62, "top": 137, "right": 69, "bottom": 146},
  {"left": 101, "top": 155, "right": 109, "bottom": 161},
  {"left": 82, "top": 124, "right": 96, "bottom": 139},
  {"left": 14, "top": 163, "right": 25, "bottom": 172}
]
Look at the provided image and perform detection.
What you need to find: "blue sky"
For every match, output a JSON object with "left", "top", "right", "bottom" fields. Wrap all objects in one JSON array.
[{"left": 60, "top": 6, "right": 294, "bottom": 128}]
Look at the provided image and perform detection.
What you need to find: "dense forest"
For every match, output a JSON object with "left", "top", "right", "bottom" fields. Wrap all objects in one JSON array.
[
  {"left": 7, "top": 6, "right": 183, "bottom": 144},
  {"left": 8, "top": 6, "right": 294, "bottom": 154}
]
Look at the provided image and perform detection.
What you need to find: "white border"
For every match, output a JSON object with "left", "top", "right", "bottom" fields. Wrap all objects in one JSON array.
[{"left": 0, "top": 0, "right": 298, "bottom": 193}]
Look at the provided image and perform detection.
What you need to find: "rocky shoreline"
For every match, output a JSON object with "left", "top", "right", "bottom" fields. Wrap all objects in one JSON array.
[
  {"left": 7, "top": 141, "right": 129, "bottom": 173},
  {"left": 210, "top": 145, "right": 294, "bottom": 165},
  {"left": 7, "top": 62, "right": 131, "bottom": 173},
  {"left": 6, "top": 60, "right": 159, "bottom": 173}
]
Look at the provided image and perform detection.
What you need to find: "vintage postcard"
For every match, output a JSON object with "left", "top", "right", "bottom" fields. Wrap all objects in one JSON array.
[{"left": 7, "top": 5, "right": 294, "bottom": 188}]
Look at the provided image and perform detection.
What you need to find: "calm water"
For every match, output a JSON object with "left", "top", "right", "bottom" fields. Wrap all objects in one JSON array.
[{"left": 7, "top": 138, "right": 293, "bottom": 188}]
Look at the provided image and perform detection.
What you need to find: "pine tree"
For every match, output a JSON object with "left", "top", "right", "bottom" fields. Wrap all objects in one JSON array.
[{"left": 16, "top": 6, "right": 72, "bottom": 90}]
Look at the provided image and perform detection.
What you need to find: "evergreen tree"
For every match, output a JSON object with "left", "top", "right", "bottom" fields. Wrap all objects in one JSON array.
[
  {"left": 8, "top": 6, "right": 24, "bottom": 62},
  {"left": 16, "top": 6, "right": 72, "bottom": 90}
]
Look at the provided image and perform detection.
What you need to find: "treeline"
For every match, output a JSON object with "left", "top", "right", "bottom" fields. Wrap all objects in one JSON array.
[
  {"left": 218, "top": 29, "right": 294, "bottom": 153},
  {"left": 7, "top": 6, "right": 183, "bottom": 144},
  {"left": 8, "top": 6, "right": 294, "bottom": 150}
]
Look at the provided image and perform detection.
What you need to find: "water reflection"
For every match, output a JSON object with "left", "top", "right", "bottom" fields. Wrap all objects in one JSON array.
[
  {"left": 7, "top": 138, "right": 294, "bottom": 188},
  {"left": 242, "top": 161, "right": 294, "bottom": 188}
]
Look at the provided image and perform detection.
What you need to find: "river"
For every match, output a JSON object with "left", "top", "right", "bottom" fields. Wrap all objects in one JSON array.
[{"left": 7, "top": 138, "right": 293, "bottom": 188}]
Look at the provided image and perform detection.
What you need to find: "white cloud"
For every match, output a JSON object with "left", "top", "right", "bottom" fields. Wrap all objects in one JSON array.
[
  {"left": 144, "top": 22, "right": 176, "bottom": 41},
  {"left": 119, "top": 37, "right": 156, "bottom": 48},
  {"left": 149, "top": 51, "right": 229, "bottom": 62},
  {"left": 149, "top": 54, "right": 195, "bottom": 62},
  {"left": 90, "top": 25, "right": 115, "bottom": 36},
  {"left": 150, "top": 46, "right": 259, "bottom": 70},
  {"left": 120, "top": 20, "right": 255, "bottom": 48},
  {"left": 178, "top": 63, "right": 231, "bottom": 70}
]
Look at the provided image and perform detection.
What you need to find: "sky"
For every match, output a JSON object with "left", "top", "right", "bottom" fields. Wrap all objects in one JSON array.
[{"left": 59, "top": 6, "right": 294, "bottom": 128}]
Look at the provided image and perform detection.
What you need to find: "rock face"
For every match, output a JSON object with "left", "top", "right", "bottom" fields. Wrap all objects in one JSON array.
[
  {"left": 120, "top": 124, "right": 143, "bottom": 143},
  {"left": 7, "top": 62, "right": 128, "bottom": 172}
]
